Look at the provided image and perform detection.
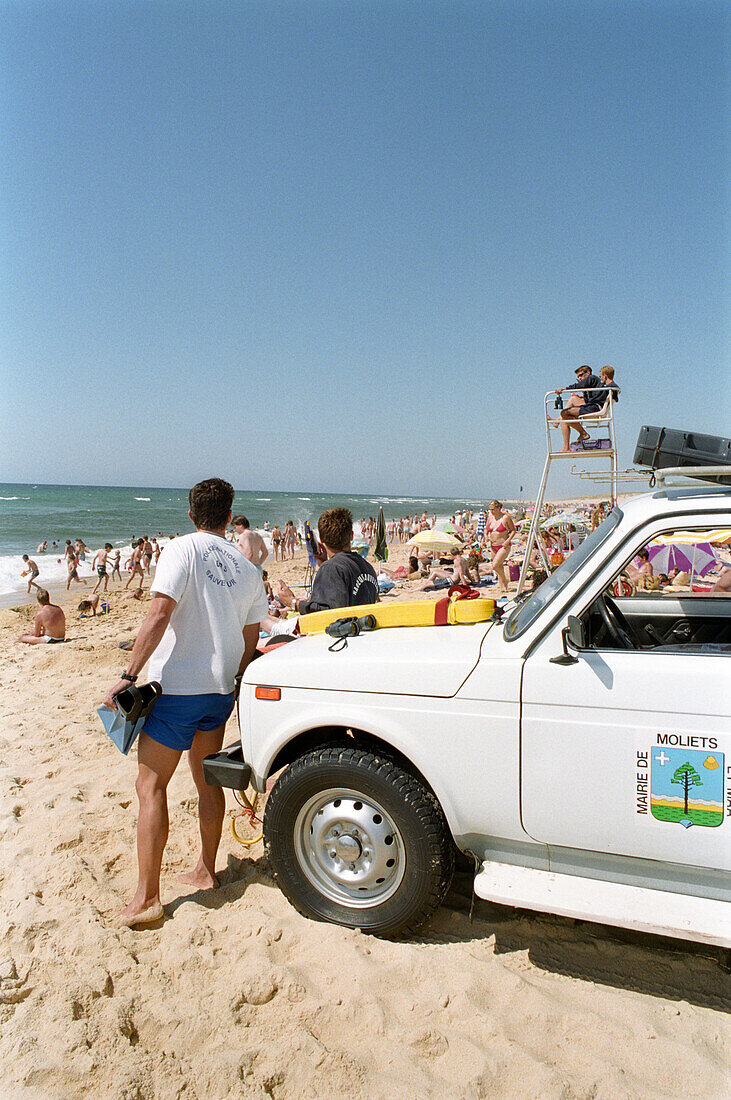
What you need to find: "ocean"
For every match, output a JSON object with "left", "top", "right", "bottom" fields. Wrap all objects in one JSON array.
[{"left": 0, "top": 483, "right": 502, "bottom": 601}]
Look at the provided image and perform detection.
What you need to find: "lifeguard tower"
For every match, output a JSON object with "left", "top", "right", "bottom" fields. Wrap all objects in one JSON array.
[{"left": 516, "top": 387, "right": 618, "bottom": 595}]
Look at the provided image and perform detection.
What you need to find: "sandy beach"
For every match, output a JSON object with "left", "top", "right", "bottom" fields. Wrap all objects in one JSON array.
[{"left": 1, "top": 539, "right": 729, "bottom": 1099}]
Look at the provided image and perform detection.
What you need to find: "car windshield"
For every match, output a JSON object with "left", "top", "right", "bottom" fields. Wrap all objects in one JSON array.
[{"left": 504, "top": 508, "right": 623, "bottom": 640}]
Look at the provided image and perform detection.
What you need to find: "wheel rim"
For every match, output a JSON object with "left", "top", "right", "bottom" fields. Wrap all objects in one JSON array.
[{"left": 293, "top": 788, "right": 405, "bottom": 908}]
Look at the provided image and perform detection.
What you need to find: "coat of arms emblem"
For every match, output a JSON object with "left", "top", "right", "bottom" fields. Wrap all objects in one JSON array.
[{"left": 650, "top": 747, "right": 724, "bottom": 828}]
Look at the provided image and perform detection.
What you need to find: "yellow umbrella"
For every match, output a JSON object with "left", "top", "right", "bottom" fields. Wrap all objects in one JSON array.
[
  {"left": 405, "top": 530, "right": 464, "bottom": 554},
  {"left": 652, "top": 529, "right": 731, "bottom": 546}
]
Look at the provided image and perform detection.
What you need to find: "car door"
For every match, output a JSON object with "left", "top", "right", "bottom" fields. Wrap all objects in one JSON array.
[{"left": 520, "top": 519, "right": 731, "bottom": 872}]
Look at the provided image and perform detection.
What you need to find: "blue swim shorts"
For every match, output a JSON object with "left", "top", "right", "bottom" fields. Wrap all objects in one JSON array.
[{"left": 142, "top": 691, "right": 236, "bottom": 752}]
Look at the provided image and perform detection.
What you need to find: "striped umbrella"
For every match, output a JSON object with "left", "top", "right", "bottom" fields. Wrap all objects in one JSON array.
[
  {"left": 654, "top": 529, "right": 731, "bottom": 546},
  {"left": 646, "top": 541, "right": 716, "bottom": 577},
  {"left": 476, "top": 510, "right": 486, "bottom": 539}
]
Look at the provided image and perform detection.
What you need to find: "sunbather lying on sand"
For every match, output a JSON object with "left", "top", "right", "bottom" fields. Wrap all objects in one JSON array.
[{"left": 409, "top": 549, "right": 480, "bottom": 592}]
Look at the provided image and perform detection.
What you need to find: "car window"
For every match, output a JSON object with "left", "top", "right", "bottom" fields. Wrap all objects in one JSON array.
[
  {"left": 585, "top": 522, "right": 731, "bottom": 653},
  {"left": 504, "top": 509, "right": 622, "bottom": 640},
  {"left": 606, "top": 525, "right": 731, "bottom": 599}
]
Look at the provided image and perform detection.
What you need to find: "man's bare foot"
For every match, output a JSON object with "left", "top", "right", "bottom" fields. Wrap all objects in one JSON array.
[
  {"left": 177, "top": 867, "right": 218, "bottom": 890},
  {"left": 114, "top": 899, "right": 164, "bottom": 928}
]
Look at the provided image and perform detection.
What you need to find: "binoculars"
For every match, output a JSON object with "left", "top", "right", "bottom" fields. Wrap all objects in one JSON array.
[{"left": 325, "top": 614, "right": 377, "bottom": 639}]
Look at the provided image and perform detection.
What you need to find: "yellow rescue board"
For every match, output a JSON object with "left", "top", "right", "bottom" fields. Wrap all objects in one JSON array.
[{"left": 298, "top": 596, "right": 496, "bottom": 635}]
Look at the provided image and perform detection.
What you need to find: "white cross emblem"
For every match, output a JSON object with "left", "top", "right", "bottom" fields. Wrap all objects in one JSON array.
[{"left": 654, "top": 751, "right": 670, "bottom": 766}]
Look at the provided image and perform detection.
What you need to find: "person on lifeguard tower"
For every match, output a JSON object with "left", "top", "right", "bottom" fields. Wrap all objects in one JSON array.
[{"left": 551, "top": 364, "right": 601, "bottom": 452}]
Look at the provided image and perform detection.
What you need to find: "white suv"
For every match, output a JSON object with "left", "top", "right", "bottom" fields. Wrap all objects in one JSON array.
[{"left": 204, "top": 483, "right": 730, "bottom": 946}]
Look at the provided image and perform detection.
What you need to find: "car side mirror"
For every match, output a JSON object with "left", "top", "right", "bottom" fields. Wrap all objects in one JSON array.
[
  {"left": 566, "top": 615, "right": 587, "bottom": 650},
  {"left": 549, "top": 615, "right": 586, "bottom": 665}
]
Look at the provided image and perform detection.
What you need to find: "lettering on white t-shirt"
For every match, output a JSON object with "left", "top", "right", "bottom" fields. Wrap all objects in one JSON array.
[{"left": 147, "top": 531, "right": 268, "bottom": 695}]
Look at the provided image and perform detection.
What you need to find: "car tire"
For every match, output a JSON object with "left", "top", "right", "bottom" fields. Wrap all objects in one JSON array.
[{"left": 263, "top": 741, "right": 454, "bottom": 936}]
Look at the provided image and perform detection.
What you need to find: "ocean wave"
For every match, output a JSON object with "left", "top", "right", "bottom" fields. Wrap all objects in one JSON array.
[
  {"left": 134, "top": 497, "right": 151, "bottom": 502},
  {"left": 0, "top": 496, "right": 20, "bottom": 500},
  {"left": 0, "top": 540, "right": 159, "bottom": 598},
  {"left": 256, "top": 498, "right": 272, "bottom": 501},
  {"left": 0, "top": 553, "right": 92, "bottom": 596},
  {"left": 298, "top": 497, "right": 311, "bottom": 500}
]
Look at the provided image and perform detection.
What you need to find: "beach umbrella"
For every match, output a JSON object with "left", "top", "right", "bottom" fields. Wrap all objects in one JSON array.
[
  {"left": 541, "top": 512, "right": 584, "bottom": 530},
  {"left": 374, "top": 507, "right": 388, "bottom": 564},
  {"left": 405, "top": 530, "right": 464, "bottom": 554},
  {"left": 476, "top": 510, "right": 486, "bottom": 540},
  {"left": 654, "top": 529, "right": 731, "bottom": 546},
  {"left": 442, "top": 521, "right": 457, "bottom": 534},
  {"left": 646, "top": 541, "right": 716, "bottom": 577}
]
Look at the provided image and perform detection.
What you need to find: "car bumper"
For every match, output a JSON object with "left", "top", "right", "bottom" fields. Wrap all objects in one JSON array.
[{"left": 202, "top": 743, "right": 251, "bottom": 790}]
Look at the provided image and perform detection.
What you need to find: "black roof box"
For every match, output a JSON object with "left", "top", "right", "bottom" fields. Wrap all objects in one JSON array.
[{"left": 634, "top": 426, "right": 731, "bottom": 486}]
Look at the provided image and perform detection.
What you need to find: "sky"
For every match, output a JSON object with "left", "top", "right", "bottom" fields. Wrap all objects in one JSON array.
[{"left": 1, "top": 0, "right": 728, "bottom": 500}]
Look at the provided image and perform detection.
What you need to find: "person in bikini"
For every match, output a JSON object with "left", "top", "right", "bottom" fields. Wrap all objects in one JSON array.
[
  {"left": 283, "top": 520, "right": 297, "bottom": 560},
  {"left": 92, "top": 543, "right": 113, "bottom": 593},
  {"left": 270, "top": 524, "right": 283, "bottom": 562},
  {"left": 17, "top": 588, "right": 66, "bottom": 644},
  {"left": 486, "top": 499, "right": 517, "bottom": 595},
  {"left": 142, "top": 537, "right": 154, "bottom": 574}
]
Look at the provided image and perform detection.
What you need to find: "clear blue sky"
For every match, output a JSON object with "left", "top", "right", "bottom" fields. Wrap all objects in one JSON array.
[{"left": 1, "top": 0, "right": 728, "bottom": 498}]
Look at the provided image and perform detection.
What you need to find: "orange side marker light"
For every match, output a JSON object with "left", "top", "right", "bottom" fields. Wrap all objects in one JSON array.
[{"left": 255, "top": 686, "right": 281, "bottom": 701}]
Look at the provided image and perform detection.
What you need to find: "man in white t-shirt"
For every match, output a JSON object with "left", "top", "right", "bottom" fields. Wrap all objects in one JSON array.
[{"left": 102, "top": 478, "right": 268, "bottom": 927}]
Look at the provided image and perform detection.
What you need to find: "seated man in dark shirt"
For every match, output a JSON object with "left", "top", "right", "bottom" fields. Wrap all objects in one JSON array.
[
  {"left": 276, "top": 507, "right": 379, "bottom": 619},
  {"left": 551, "top": 364, "right": 602, "bottom": 452}
]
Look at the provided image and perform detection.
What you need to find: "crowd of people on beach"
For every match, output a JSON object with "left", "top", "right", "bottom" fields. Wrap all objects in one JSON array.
[{"left": 12, "top": 468, "right": 729, "bottom": 933}]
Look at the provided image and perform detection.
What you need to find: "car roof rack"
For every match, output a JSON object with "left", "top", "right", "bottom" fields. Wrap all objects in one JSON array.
[{"left": 653, "top": 465, "right": 731, "bottom": 487}]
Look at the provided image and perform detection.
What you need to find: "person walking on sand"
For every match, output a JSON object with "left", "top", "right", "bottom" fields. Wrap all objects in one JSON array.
[
  {"left": 108, "top": 546, "right": 122, "bottom": 581},
  {"left": 92, "top": 543, "right": 113, "bottom": 593},
  {"left": 66, "top": 547, "right": 87, "bottom": 590},
  {"left": 17, "top": 588, "right": 66, "bottom": 644},
  {"left": 102, "top": 478, "right": 268, "bottom": 928},
  {"left": 283, "top": 520, "right": 297, "bottom": 560},
  {"left": 486, "top": 500, "right": 517, "bottom": 596},
  {"left": 22, "top": 555, "right": 41, "bottom": 593},
  {"left": 142, "top": 537, "right": 154, "bottom": 575},
  {"left": 232, "top": 515, "right": 268, "bottom": 572},
  {"left": 270, "top": 523, "right": 283, "bottom": 562},
  {"left": 125, "top": 540, "right": 145, "bottom": 589}
]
